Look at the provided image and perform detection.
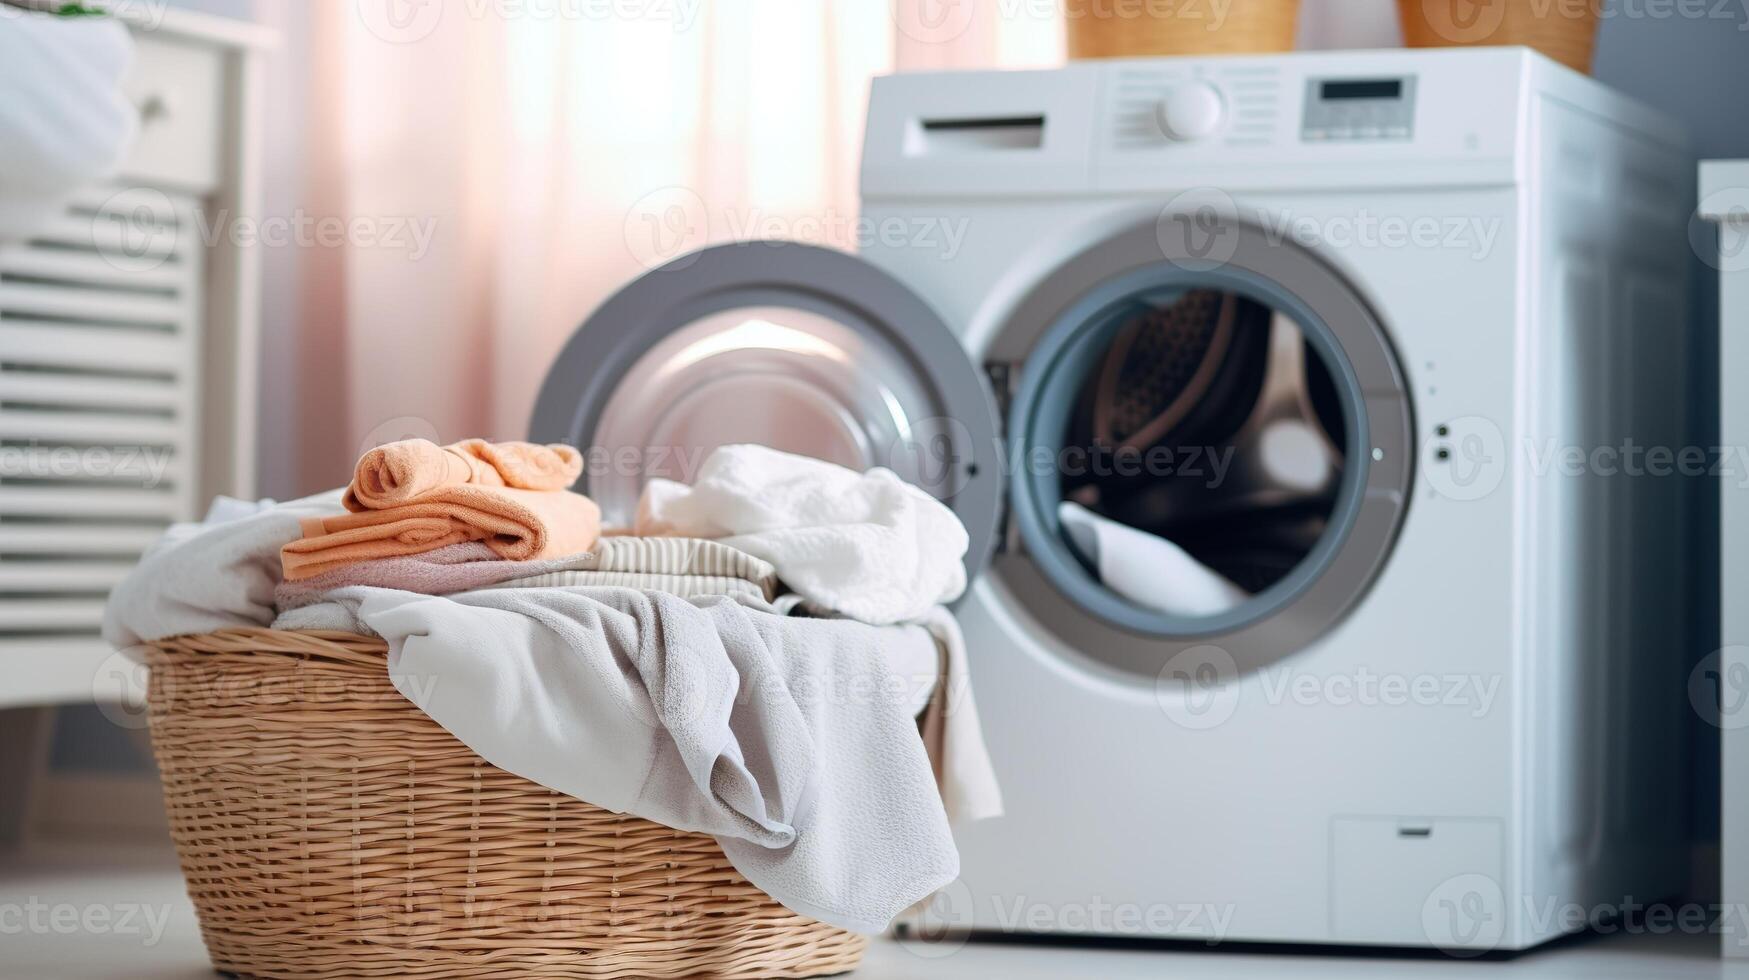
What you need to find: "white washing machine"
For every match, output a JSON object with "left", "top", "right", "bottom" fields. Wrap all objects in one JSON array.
[{"left": 533, "top": 48, "right": 1699, "bottom": 952}]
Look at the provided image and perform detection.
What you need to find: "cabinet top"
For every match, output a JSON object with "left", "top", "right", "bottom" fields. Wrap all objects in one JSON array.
[
  {"left": 1702, "top": 161, "right": 1749, "bottom": 223},
  {"left": 0, "top": 2, "right": 277, "bottom": 50}
]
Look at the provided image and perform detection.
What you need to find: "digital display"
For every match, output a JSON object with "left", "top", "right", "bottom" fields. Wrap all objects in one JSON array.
[{"left": 1320, "top": 80, "right": 1403, "bottom": 101}]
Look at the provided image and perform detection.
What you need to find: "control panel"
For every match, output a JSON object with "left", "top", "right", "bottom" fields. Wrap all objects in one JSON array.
[
  {"left": 861, "top": 50, "right": 1544, "bottom": 198},
  {"left": 1301, "top": 76, "right": 1417, "bottom": 142}
]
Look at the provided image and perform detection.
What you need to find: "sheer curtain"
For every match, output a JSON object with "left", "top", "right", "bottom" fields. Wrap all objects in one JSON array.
[{"left": 266, "top": 0, "right": 1062, "bottom": 493}]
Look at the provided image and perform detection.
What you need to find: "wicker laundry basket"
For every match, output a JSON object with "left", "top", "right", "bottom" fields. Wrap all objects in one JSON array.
[
  {"left": 1065, "top": 0, "right": 1300, "bottom": 59},
  {"left": 1398, "top": 0, "right": 1599, "bottom": 74},
  {"left": 144, "top": 628, "right": 867, "bottom": 980}
]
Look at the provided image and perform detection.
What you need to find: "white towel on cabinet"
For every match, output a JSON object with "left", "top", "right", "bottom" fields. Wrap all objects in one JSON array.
[{"left": 0, "top": 11, "right": 137, "bottom": 241}]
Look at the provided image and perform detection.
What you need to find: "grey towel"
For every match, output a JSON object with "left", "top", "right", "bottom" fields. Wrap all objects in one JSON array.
[{"left": 328, "top": 585, "right": 957, "bottom": 934}]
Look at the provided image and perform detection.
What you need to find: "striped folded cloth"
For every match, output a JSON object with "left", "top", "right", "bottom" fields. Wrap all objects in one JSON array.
[
  {"left": 486, "top": 535, "right": 778, "bottom": 601},
  {"left": 275, "top": 535, "right": 777, "bottom": 612}
]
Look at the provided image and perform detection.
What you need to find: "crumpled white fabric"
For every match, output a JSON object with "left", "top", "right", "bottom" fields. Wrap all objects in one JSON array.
[
  {"left": 636, "top": 445, "right": 968, "bottom": 625},
  {"left": 0, "top": 11, "right": 137, "bottom": 241},
  {"left": 101, "top": 491, "right": 344, "bottom": 655},
  {"left": 1058, "top": 501, "right": 1249, "bottom": 617},
  {"left": 912, "top": 608, "right": 1004, "bottom": 824}
]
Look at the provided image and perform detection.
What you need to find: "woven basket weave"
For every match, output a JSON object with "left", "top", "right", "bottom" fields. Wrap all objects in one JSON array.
[
  {"left": 144, "top": 628, "right": 867, "bottom": 980},
  {"left": 1065, "top": 0, "right": 1300, "bottom": 58}
]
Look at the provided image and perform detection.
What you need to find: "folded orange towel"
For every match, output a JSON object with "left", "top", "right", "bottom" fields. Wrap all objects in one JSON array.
[
  {"left": 345, "top": 438, "right": 584, "bottom": 512},
  {"left": 282, "top": 485, "right": 601, "bottom": 581}
]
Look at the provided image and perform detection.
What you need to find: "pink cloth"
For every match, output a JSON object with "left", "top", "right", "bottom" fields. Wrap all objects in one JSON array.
[{"left": 274, "top": 542, "right": 592, "bottom": 611}]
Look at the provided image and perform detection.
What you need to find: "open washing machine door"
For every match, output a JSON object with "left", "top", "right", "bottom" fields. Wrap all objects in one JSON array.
[
  {"left": 529, "top": 240, "right": 1005, "bottom": 584},
  {"left": 532, "top": 225, "right": 1414, "bottom": 680}
]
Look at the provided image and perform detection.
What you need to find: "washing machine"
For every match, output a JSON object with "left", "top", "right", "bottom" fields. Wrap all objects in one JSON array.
[{"left": 532, "top": 48, "right": 1700, "bottom": 952}]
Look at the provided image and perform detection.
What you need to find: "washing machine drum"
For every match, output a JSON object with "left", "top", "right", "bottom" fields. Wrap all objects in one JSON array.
[
  {"left": 531, "top": 226, "right": 1412, "bottom": 679},
  {"left": 1057, "top": 288, "right": 1350, "bottom": 594}
]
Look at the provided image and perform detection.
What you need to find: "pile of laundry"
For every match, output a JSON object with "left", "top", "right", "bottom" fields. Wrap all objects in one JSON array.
[{"left": 104, "top": 441, "right": 1001, "bottom": 934}]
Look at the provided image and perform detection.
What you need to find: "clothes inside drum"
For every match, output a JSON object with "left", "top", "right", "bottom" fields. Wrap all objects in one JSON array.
[{"left": 1054, "top": 288, "right": 1350, "bottom": 616}]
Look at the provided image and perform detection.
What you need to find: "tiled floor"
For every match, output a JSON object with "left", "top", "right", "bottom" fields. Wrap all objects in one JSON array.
[{"left": 3, "top": 843, "right": 1744, "bottom": 980}]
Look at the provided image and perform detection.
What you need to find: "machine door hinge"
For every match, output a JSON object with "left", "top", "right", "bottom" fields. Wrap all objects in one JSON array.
[{"left": 986, "top": 361, "right": 1019, "bottom": 556}]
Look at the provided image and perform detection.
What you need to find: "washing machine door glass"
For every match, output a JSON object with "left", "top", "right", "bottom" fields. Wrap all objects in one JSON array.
[
  {"left": 994, "top": 219, "right": 1414, "bottom": 679},
  {"left": 529, "top": 241, "right": 1004, "bottom": 582}
]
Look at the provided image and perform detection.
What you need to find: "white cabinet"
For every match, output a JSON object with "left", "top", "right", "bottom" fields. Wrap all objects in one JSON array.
[
  {"left": 0, "top": 10, "right": 271, "bottom": 708},
  {"left": 1702, "top": 159, "right": 1749, "bottom": 960}
]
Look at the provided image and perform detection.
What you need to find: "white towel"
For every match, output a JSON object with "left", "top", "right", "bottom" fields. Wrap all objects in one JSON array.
[
  {"left": 102, "top": 491, "right": 345, "bottom": 654},
  {"left": 1057, "top": 501, "right": 1249, "bottom": 617},
  {"left": 913, "top": 607, "right": 1004, "bottom": 824},
  {"left": 764, "top": 596, "right": 1003, "bottom": 825},
  {"left": 636, "top": 445, "right": 968, "bottom": 625},
  {"left": 0, "top": 12, "right": 136, "bottom": 241}
]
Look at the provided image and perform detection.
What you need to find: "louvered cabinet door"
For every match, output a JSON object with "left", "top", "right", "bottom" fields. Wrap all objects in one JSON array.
[{"left": 1, "top": 22, "right": 267, "bottom": 707}]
